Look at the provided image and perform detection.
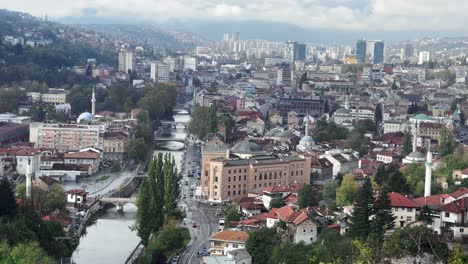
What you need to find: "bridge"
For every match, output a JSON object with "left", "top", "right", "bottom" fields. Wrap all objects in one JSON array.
[
  {"left": 153, "top": 136, "right": 186, "bottom": 143},
  {"left": 100, "top": 197, "right": 136, "bottom": 211},
  {"left": 160, "top": 120, "right": 189, "bottom": 129}
]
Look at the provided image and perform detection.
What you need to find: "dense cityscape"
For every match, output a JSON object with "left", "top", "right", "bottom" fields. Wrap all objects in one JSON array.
[{"left": 0, "top": 2, "right": 468, "bottom": 264}]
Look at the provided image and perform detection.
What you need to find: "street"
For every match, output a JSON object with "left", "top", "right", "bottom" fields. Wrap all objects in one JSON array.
[{"left": 178, "top": 138, "right": 221, "bottom": 264}]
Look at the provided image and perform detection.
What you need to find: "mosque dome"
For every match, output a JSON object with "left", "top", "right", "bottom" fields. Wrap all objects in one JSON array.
[{"left": 77, "top": 112, "right": 95, "bottom": 123}]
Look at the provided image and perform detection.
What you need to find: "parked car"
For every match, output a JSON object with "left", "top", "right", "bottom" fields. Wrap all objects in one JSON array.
[{"left": 192, "top": 223, "right": 197, "bottom": 228}]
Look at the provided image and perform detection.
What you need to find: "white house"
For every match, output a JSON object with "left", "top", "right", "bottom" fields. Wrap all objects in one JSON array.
[
  {"left": 438, "top": 197, "right": 468, "bottom": 239},
  {"left": 65, "top": 189, "right": 88, "bottom": 204},
  {"left": 209, "top": 230, "right": 249, "bottom": 256},
  {"left": 388, "top": 192, "right": 420, "bottom": 228},
  {"left": 64, "top": 150, "right": 101, "bottom": 173}
]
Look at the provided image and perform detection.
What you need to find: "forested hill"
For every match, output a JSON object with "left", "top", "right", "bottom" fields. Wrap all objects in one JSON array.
[{"left": 0, "top": 9, "right": 116, "bottom": 88}]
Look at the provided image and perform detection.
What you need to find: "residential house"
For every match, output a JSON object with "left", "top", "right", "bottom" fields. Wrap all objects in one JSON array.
[
  {"left": 65, "top": 189, "right": 88, "bottom": 204},
  {"left": 438, "top": 197, "right": 468, "bottom": 239},
  {"left": 209, "top": 230, "right": 249, "bottom": 256},
  {"left": 323, "top": 153, "right": 358, "bottom": 176},
  {"left": 388, "top": 192, "right": 421, "bottom": 228},
  {"left": 310, "top": 157, "right": 333, "bottom": 186},
  {"left": 275, "top": 205, "right": 320, "bottom": 244},
  {"left": 33, "top": 176, "right": 59, "bottom": 192},
  {"left": 64, "top": 150, "right": 101, "bottom": 174},
  {"left": 202, "top": 248, "right": 252, "bottom": 264},
  {"left": 234, "top": 197, "right": 266, "bottom": 217}
]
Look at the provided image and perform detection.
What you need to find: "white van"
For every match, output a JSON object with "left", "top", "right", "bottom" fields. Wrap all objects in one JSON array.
[{"left": 218, "top": 218, "right": 225, "bottom": 231}]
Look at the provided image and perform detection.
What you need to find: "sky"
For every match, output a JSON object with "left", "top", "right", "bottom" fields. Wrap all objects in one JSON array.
[{"left": 2, "top": 0, "right": 468, "bottom": 42}]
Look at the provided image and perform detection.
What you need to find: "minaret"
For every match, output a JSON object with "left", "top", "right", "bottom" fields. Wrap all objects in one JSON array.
[
  {"left": 26, "top": 158, "right": 32, "bottom": 199},
  {"left": 425, "top": 145, "right": 433, "bottom": 197},
  {"left": 305, "top": 113, "right": 310, "bottom": 137},
  {"left": 91, "top": 87, "right": 96, "bottom": 116},
  {"left": 412, "top": 124, "right": 418, "bottom": 153},
  {"left": 344, "top": 94, "right": 350, "bottom": 110}
]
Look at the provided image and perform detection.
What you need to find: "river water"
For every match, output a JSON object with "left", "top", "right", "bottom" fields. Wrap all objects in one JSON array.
[{"left": 72, "top": 109, "right": 190, "bottom": 264}]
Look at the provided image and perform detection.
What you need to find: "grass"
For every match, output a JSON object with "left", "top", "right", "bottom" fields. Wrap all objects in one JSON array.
[{"left": 97, "top": 175, "right": 110, "bottom": 182}]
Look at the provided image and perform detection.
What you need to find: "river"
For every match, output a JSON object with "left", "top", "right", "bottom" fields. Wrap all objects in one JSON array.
[{"left": 72, "top": 108, "right": 190, "bottom": 264}]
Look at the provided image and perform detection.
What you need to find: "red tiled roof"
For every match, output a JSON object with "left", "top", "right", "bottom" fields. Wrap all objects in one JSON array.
[
  {"left": 262, "top": 186, "right": 291, "bottom": 194},
  {"left": 287, "top": 210, "right": 310, "bottom": 225},
  {"left": 65, "top": 189, "right": 88, "bottom": 196},
  {"left": 388, "top": 192, "right": 420, "bottom": 208},
  {"left": 210, "top": 230, "right": 249, "bottom": 243},
  {"left": 283, "top": 193, "right": 299, "bottom": 205},
  {"left": 267, "top": 208, "right": 279, "bottom": 219},
  {"left": 412, "top": 194, "right": 449, "bottom": 208},
  {"left": 450, "top": 188, "right": 468, "bottom": 199},
  {"left": 439, "top": 198, "right": 468, "bottom": 214},
  {"left": 275, "top": 205, "right": 295, "bottom": 221},
  {"left": 64, "top": 151, "right": 100, "bottom": 159}
]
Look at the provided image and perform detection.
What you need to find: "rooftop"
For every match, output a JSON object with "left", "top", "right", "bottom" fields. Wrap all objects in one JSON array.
[{"left": 210, "top": 230, "right": 249, "bottom": 243}]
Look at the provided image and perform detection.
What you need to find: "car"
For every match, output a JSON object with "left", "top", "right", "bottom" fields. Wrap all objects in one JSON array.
[
  {"left": 203, "top": 247, "right": 207, "bottom": 252},
  {"left": 201, "top": 252, "right": 210, "bottom": 256},
  {"left": 183, "top": 194, "right": 186, "bottom": 199},
  {"left": 192, "top": 223, "right": 197, "bottom": 228},
  {"left": 184, "top": 180, "right": 189, "bottom": 185}
]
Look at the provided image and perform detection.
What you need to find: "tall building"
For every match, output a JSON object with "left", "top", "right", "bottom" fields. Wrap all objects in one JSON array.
[
  {"left": 418, "top": 51, "right": 430, "bottom": 65},
  {"left": 150, "top": 62, "right": 170, "bottom": 83},
  {"left": 118, "top": 51, "right": 135, "bottom": 73},
  {"left": 403, "top": 44, "right": 414, "bottom": 58},
  {"left": 163, "top": 56, "right": 176, "bottom": 72},
  {"left": 373, "top": 41, "right": 385, "bottom": 64},
  {"left": 356, "top": 40, "right": 367, "bottom": 64},
  {"left": 283, "top": 41, "right": 306, "bottom": 63},
  {"left": 183, "top": 56, "right": 197, "bottom": 71},
  {"left": 30, "top": 123, "right": 105, "bottom": 152},
  {"left": 356, "top": 40, "right": 384, "bottom": 64}
]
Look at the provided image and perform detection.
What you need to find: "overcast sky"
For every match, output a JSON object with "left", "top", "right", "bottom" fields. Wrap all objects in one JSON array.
[{"left": 2, "top": 0, "right": 468, "bottom": 41}]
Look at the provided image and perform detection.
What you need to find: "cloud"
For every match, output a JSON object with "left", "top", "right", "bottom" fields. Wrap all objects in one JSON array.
[{"left": 2, "top": 0, "right": 468, "bottom": 33}]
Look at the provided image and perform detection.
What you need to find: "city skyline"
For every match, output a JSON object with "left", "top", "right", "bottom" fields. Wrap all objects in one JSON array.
[{"left": 3, "top": 1, "right": 468, "bottom": 43}]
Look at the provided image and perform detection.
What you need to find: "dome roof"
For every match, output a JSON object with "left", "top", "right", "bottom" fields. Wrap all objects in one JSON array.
[
  {"left": 77, "top": 112, "right": 95, "bottom": 123},
  {"left": 406, "top": 151, "right": 425, "bottom": 159},
  {"left": 414, "top": 113, "right": 433, "bottom": 120},
  {"left": 231, "top": 139, "right": 268, "bottom": 154},
  {"left": 300, "top": 135, "right": 314, "bottom": 144},
  {"left": 335, "top": 108, "right": 351, "bottom": 114}
]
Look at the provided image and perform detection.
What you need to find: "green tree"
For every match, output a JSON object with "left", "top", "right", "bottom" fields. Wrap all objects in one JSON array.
[
  {"left": 269, "top": 197, "right": 285, "bottom": 209},
  {"left": 0, "top": 241, "right": 54, "bottom": 264},
  {"left": 336, "top": 174, "right": 359, "bottom": 206},
  {"left": 371, "top": 190, "right": 395, "bottom": 239},
  {"left": 0, "top": 177, "right": 16, "bottom": 217},
  {"left": 298, "top": 184, "right": 320, "bottom": 208},
  {"left": 383, "top": 170, "right": 411, "bottom": 195},
  {"left": 402, "top": 129, "right": 413, "bottom": 157},
  {"left": 417, "top": 205, "right": 433, "bottom": 225},
  {"left": 151, "top": 153, "right": 165, "bottom": 233},
  {"left": 345, "top": 130, "right": 368, "bottom": 156},
  {"left": 439, "top": 127, "right": 456, "bottom": 157},
  {"left": 310, "top": 229, "right": 353, "bottom": 263},
  {"left": 246, "top": 228, "right": 280, "bottom": 264},
  {"left": 224, "top": 204, "right": 240, "bottom": 226},
  {"left": 449, "top": 244, "right": 466, "bottom": 264},
  {"left": 348, "top": 178, "right": 373, "bottom": 239},
  {"left": 135, "top": 176, "right": 152, "bottom": 246},
  {"left": 44, "top": 184, "right": 66, "bottom": 213},
  {"left": 323, "top": 180, "right": 339, "bottom": 212},
  {"left": 163, "top": 154, "right": 178, "bottom": 217},
  {"left": 128, "top": 138, "right": 149, "bottom": 162},
  {"left": 269, "top": 242, "right": 311, "bottom": 264}
]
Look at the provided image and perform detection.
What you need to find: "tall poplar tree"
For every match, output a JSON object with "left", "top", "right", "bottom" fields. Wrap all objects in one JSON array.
[
  {"left": 152, "top": 153, "right": 165, "bottom": 233},
  {"left": 135, "top": 176, "right": 151, "bottom": 246},
  {"left": 349, "top": 178, "right": 373, "bottom": 239}
]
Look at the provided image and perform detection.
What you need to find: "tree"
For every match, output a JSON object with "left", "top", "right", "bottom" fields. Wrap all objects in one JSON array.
[
  {"left": 310, "top": 229, "right": 353, "bottom": 263},
  {"left": 298, "top": 184, "right": 320, "bottom": 208},
  {"left": 336, "top": 174, "right": 359, "bottom": 206},
  {"left": 163, "top": 154, "right": 178, "bottom": 217},
  {"left": 448, "top": 244, "right": 466, "bottom": 264},
  {"left": 44, "top": 184, "right": 66, "bottom": 213},
  {"left": 382, "top": 171, "right": 411, "bottom": 195},
  {"left": 0, "top": 177, "right": 16, "bottom": 217},
  {"left": 417, "top": 205, "right": 433, "bottom": 225},
  {"left": 348, "top": 178, "right": 373, "bottom": 239},
  {"left": 322, "top": 180, "right": 339, "bottom": 212},
  {"left": 269, "top": 197, "right": 285, "bottom": 209},
  {"left": 269, "top": 242, "right": 311, "bottom": 264},
  {"left": 224, "top": 204, "right": 240, "bottom": 226},
  {"left": 439, "top": 127, "right": 456, "bottom": 157},
  {"left": 136, "top": 176, "right": 152, "bottom": 246},
  {"left": 246, "top": 228, "right": 280, "bottom": 264},
  {"left": 0, "top": 241, "right": 54, "bottom": 264},
  {"left": 402, "top": 129, "right": 413, "bottom": 157},
  {"left": 128, "top": 138, "right": 149, "bottom": 162},
  {"left": 151, "top": 153, "right": 165, "bottom": 233},
  {"left": 345, "top": 130, "right": 368, "bottom": 156},
  {"left": 371, "top": 190, "right": 395, "bottom": 239}
]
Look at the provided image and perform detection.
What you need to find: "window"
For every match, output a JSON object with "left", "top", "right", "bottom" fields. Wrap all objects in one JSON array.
[
  {"left": 310, "top": 229, "right": 314, "bottom": 233},
  {"left": 259, "top": 174, "right": 262, "bottom": 180},
  {"left": 227, "top": 191, "right": 230, "bottom": 196},
  {"left": 407, "top": 208, "right": 412, "bottom": 212},
  {"left": 228, "top": 185, "right": 230, "bottom": 189},
  {"left": 244, "top": 169, "right": 247, "bottom": 173},
  {"left": 238, "top": 176, "right": 241, "bottom": 181},
  {"left": 233, "top": 191, "right": 236, "bottom": 195},
  {"left": 259, "top": 183, "right": 262, "bottom": 187},
  {"left": 254, "top": 184, "right": 256, "bottom": 188},
  {"left": 303, "top": 229, "right": 306, "bottom": 233},
  {"left": 461, "top": 228, "right": 464, "bottom": 233},
  {"left": 234, "top": 169, "right": 237, "bottom": 173},
  {"left": 244, "top": 175, "right": 246, "bottom": 180},
  {"left": 228, "top": 177, "right": 231, "bottom": 182},
  {"left": 228, "top": 170, "right": 231, "bottom": 174},
  {"left": 445, "top": 212, "right": 450, "bottom": 218},
  {"left": 215, "top": 177, "right": 218, "bottom": 182},
  {"left": 255, "top": 176, "right": 257, "bottom": 180},
  {"left": 233, "top": 185, "right": 236, "bottom": 188}
]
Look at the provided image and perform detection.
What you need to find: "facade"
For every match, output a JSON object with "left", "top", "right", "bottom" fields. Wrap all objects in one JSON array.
[
  {"left": 15, "top": 148, "right": 41, "bottom": 176},
  {"left": 356, "top": 40, "right": 367, "bottom": 64},
  {"left": 438, "top": 197, "right": 468, "bottom": 239},
  {"left": 204, "top": 154, "right": 311, "bottom": 202},
  {"left": 418, "top": 51, "right": 430, "bottom": 65},
  {"left": 41, "top": 93, "right": 67, "bottom": 104},
  {"left": 118, "top": 51, "right": 135, "bottom": 73},
  {"left": 277, "top": 97, "right": 326, "bottom": 116},
  {"left": 184, "top": 56, "right": 197, "bottom": 71},
  {"left": 388, "top": 192, "right": 420, "bottom": 228},
  {"left": 30, "top": 123, "right": 105, "bottom": 152},
  {"left": 355, "top": 39, "right": 384, "bottom": 64},
  {"left": 103, "top": 132, "right": 129, "bottom": 160},
  {"left": 209, "top": 230, "right": 249, "bottom": 256},
  {"left": 150, "top": 62, "right": 170, "bottom": 83},
  {"left": 64, "top": 150, "right": 101, "bottom": 174}
]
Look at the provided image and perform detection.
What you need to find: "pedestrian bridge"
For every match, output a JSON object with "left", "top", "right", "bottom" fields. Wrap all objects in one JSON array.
[{"left": 160, "top": 121, "right": 189, "bottom": 129}]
